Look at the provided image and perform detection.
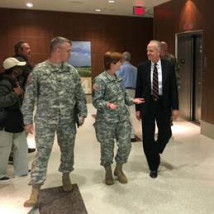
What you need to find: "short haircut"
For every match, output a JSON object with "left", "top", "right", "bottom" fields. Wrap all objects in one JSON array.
[
  {"left": 104, "top": 51, "right": 122, "bottom": 70},
  {"left": 160, "top": 41, "right": 167, "bottom": 46},
  {"left": 14, "top": 41, "right": 25, "bottom": 54},
  {"left": 160, "top": 41, "right": 168, "bottom": 50},
  {"left": 148, "top": 40, "right": 161, "bottom": 53},
  {"left": 122, "top": 52, "right": 131, "bottom": 61},
  {"left": 50, "top": 36, "right": 71, "bottom": 52}
]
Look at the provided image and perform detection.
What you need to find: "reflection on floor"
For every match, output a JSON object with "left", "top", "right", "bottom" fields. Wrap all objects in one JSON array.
[{"left": 1, "top": 104, "right": 214, "bottom": 214}]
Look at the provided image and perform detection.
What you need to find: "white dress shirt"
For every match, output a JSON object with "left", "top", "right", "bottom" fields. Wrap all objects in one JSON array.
[{"left": 150, "top": 59, "right": 163, "bottom": 95}]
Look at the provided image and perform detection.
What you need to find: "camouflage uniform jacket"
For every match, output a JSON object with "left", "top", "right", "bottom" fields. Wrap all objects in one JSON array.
[
  {"left": 163, "top": 53, "right": 181, "bottom": 87},
  {"left": 92, "top": 71, "right": 133, "bottom": 123},
  {"left": 22, "top": 60, "right": 87, "bottom": 124}
]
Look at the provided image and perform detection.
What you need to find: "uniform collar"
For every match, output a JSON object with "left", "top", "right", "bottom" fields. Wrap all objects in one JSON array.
[{"left": 104, "top": 70, "right": 121, "bottom": 82}]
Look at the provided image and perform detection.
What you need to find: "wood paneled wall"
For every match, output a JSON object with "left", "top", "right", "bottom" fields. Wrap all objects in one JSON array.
[
  {"left": 154, "top": 0, "right": 214, "bottom": 125},
  {"left": 0, "top": 8, "right": 153, "bottom": 79}
]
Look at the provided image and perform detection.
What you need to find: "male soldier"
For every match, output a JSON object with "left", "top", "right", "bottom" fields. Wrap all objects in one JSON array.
[
  {"left": 22, "top": 36, "right": 87, "bottom": 207},
  {"left": 160, "top": 41, "right": 181, "bottom": 88},
  {"left": 160, "top": 41, "right": 180, "bottom": 125}
]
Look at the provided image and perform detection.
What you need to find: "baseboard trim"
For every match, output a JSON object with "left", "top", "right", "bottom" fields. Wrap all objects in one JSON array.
[{"left": 201, "top": 120, "right": 214, "bottom": 140}]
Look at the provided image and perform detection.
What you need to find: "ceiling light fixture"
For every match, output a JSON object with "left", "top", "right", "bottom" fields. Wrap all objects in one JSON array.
[
  {"left": 95, "top": 9, "right": 101, "bottom": 12},
  {"left": 26, "top": 2, "right": 33, "bottom": 8},
  {"left": 108, "top": 0, "right": 115, "bottom": 3}
]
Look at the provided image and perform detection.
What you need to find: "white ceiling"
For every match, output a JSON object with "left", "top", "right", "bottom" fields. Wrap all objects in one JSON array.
[{"left": 0, "top": 0, "right": 171, "bottom": 17}]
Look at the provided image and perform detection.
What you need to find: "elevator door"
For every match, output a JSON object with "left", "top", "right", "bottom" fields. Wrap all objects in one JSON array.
[{"left": 177, "top": 32, "right": 203, "bottom": 123}]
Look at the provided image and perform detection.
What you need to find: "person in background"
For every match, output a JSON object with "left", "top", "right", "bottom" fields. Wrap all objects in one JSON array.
[
  {"left": 93, "top": 51, "right": 144, "bottom": 186},
  {"left": 160, "top": 41, "right": 181, "bottom": 88},
  {"left": 160, "top": 41, "right": 181, "bottom": 126},
  {"left": 22, "top": 36, "right": 87, "bottom": 207},
  {"left": 116, "top": 52, "right": 138, "bottom": 142},
  {"left": 135, "top": 40, "right": 179, "bottom": 179},
  {"left": 13, "top": 41, "right": 33, "bottom": 90},
  {"left": 0, "top": 57, "right": 28, "bottom": 183},
  {"left": 13, "top": 41, "right": 35, "bottom": 153}
]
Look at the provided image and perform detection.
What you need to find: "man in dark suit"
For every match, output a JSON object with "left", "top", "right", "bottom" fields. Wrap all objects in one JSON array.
[{"left": 135, "top": 40, "right": 179, "bottom": 178}]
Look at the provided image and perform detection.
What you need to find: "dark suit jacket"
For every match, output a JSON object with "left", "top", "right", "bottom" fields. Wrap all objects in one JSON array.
[{"left": 135, "top": 59, "right": 179, "bottom": 117}]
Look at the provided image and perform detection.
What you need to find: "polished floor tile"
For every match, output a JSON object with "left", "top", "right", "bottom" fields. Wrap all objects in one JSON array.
[{"left": 0, "top": 104, "right": 214, "bottom": 214}]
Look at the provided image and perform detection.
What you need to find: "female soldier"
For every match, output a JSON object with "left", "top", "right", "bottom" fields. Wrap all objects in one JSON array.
[{"left": 92, "top": 51, "right": 144, "bottom": 185}]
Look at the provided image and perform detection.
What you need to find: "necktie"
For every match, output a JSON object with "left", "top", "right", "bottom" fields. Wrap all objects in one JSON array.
[{"left": 152, "top": 63, "right": 159, "bottom": 99}]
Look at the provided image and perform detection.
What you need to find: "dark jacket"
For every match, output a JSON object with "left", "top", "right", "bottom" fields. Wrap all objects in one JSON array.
[
  {"left": 0, "top": 74, "right": 24, "bottom": 133},
  {"left": 13, "top": 54, "right": 33, "bottom": 90},
  {"left": 135, "top": 59, "right": 179, "bottom": 116}
]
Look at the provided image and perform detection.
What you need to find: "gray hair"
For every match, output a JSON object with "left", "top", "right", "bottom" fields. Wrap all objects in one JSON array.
[
  {"left": 122, "top": 52, "right": 131, "bottom": 62},
  {"left": 14, "top": 41, "right": 26, "bottom": 54},
  {"left": 148, "top": 40, "right": 161, "bottom": 53},
  {"left": 50, "top": 36, "right": 71, "bottom": 52}
]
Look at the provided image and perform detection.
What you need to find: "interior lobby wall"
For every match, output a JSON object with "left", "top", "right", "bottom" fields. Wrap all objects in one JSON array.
[
  {"left": 0, "top": 8, "right": 153, "bottom": 79},
  {"left": 154, "top": 0, "right": 214, "bottom": 137}
]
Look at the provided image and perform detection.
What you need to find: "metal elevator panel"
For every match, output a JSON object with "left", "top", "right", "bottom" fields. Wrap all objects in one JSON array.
[
  {"left": 193, "top": 34, "right": 202, "bottom": 123},
  {"left": 177, "top": 31, "right": 203, "bottom": 123},
  {"left": 177, "top": 34, "right": 193, "bottom": 120}
]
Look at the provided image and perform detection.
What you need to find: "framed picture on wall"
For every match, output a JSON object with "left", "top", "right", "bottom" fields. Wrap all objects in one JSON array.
[{"left": 67, "top": 41, "right": 92, "bottom": 94}]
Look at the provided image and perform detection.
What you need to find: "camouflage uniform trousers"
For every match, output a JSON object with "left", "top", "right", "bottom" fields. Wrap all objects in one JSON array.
[
  {"left": 29, "top": 121, "right": 76, "bottom": 185},
  {"left": 95, "top": 118, "right": 132, "bottom": 167}
]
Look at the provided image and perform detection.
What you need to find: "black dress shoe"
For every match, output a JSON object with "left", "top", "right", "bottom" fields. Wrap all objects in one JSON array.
[
  {"left": 28, "top": 148, "right": 36, "bottom": 153},
  {"left": 131, "top": 138, "right": 137, "bottom": 142},
  {"left": 149, "top": 170, "right": 158, "bottom": 178},
  {"left": 8, "top": 156, "right": 13, "bottom": 164}
]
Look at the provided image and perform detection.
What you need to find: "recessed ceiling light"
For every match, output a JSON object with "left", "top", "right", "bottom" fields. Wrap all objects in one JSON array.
[
  {"left": 108, "top": 0, "right": 115, "bottom": 3},
  {"left": 26, "top": 2, "right": 33, "bottom": 8},
  {"left": 95, "top": 9, "right": 101, "bottom": 12}
]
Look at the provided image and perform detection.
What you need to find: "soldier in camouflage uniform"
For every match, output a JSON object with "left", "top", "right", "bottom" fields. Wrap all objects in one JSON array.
[
  {"left": 22, "top": 37, "right": 87, "bottom": 207},
  {"left": 160, "top": 41, "right": 181, "bottom": 87},
  {"left": 92, "top": 51, "right": 144, "bottom": 185},
  {"left": 160, "top": 41, "right": 181, "bottom": 126}
]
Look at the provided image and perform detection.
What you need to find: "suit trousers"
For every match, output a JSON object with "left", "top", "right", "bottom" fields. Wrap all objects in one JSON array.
[{"left": 141, "top": 98, "right": 172, "bottom": 171}]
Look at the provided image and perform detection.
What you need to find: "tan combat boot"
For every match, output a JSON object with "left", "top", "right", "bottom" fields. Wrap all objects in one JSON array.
[
  {"left": 105, "top": 166, "right": 114, "bottom": 185},
  {"left": 114, "top": 163, "right": 128, "bottom": 184},
  {"left": 62, "top": 172, "right": 73, "bottom": 191},
  {"left": 23, "top": 184, "right": 41, "bottom": 207}
]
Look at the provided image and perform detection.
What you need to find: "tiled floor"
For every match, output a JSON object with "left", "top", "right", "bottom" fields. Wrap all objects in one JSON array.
[{"left": 1, "top": 104, "right": 214, "bottom": 214}]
